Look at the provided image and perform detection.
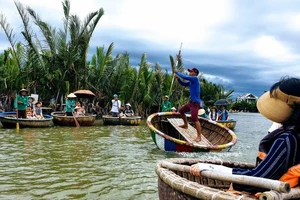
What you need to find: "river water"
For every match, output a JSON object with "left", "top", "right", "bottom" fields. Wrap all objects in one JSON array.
[{"left": 0, "top": 113, "right": 272, "bottom": 200}]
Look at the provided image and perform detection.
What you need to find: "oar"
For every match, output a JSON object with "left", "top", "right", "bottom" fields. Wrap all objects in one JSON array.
[
  {"left": 16, "top": 110, "right": 19, "bottom": 131},
  {"left": 168, "top": 43, "right": 183, "bottom": 97},
  {"left": 72, "top": 111, "right": 80, "bottom": 128}
]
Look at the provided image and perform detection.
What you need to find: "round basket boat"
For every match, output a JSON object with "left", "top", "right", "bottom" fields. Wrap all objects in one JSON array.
[
  {"left": 156, "top": 158, "right": 299, "bottom": 200},
  {"left": 0, "top": 112, "right": 53, "bottom": 128},
  {"left": 147, "top": 112, "right": 237, "bottom": 152},
  {"left": 102, "top": 115, "right": 141, "bottom": 125},
  {"left": 51, "top": 111, "right": 96, "bottom": 126}
]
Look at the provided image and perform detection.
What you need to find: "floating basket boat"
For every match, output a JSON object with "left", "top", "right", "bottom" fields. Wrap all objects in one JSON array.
[{"left": 156, "top": 158, "right": 300, "bottom": 200}]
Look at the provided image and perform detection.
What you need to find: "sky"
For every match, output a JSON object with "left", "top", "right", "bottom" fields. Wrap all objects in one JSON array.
[{"left": 1, "top": 0, "right": 300, "bottom": 99}]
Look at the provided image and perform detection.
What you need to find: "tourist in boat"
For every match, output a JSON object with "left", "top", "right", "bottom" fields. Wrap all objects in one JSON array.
[
  {"left": 161, "top": 95, "right": 172, "bottom": 112},
  {"left": 73, "top": 106, "right": 84, "bottom": 117},
  {"left": 198, "top": 108, "right": 208, "bottom": 118},
  {"left": 33, "top": 102, "right": 43, "bottom": 119},
  {"left": 121, "top": 103, "right": 134, "bottom": 117},
  {"left": 75, "top": 101, "right": 85, "bottom": 116},
  {"left": 190, "top": 77, "right": 300, "bottom": 193},
  {"left": 217, "top": 105, "right": 229, "bottom": 121},
  {"left": 110, "top": 94, "right": 121, "bottom": 117},
  {"left": 14, "top": 89, "right": 29, "bottom": 118},
  {"left": 208, "top": 106, "right": 218, "bottom": 121},
  {"left": 65, "top": 93, "right": 77, "bottom": 116},
  {"left": 173, "top": 67, "right": 202, "bottom": 142},
  {"left": 171, "top": 107, "right": 177, "bottom": 112},
  {"left": 26, "top": 96, "right": 35, "bottom": 118}
]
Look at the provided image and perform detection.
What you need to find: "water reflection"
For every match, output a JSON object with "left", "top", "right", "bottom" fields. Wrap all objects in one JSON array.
[{"left": 0, "top": 113, "right": 272, "bottom": 199}]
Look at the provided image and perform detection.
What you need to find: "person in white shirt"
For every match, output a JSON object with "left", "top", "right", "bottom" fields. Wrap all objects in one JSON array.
[{"left": 110, "top": 94, "right": 121, "bottom": 117}]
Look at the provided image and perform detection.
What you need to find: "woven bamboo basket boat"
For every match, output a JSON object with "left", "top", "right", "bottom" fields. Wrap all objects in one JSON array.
[
  {"left": 51, "top": 111, "right": 96, "bottom": 126},
  {"left": 147, "top": 112, "right": 237, "bottom": 152},
  {"left": 0, "top": 112, "right": 53, "bottom": 128},
  {"left": 217, "top": 120, "right": 237, "bottom": 130},
  {"left": 102, "top": 115, "right": 141, "bottom": 125},
  {"left": 156, "top": 158, "right": 300, "bottom": 200}
]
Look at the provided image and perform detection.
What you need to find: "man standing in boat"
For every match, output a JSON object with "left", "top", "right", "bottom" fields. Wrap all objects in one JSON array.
[
  {"left": 173, "top": 67, "right": 202, "bottom": 142},
  {"left": 14, "top": 89, "right": 29, "bottom": 118}
]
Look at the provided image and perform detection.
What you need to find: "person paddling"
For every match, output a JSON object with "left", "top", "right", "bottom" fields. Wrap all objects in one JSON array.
[{"left": 173, "top": 67, "right": 202, "bottom": 142}]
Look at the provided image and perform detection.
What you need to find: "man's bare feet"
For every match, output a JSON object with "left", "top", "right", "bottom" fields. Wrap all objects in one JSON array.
[
  {"left": 179, "top": 124, "right": 188, "bottom": 129},
  {"left": 195, "top": 137, "right": 201, "bottom": 142}
]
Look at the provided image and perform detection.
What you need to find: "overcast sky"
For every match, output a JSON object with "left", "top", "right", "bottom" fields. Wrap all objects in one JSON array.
[{"left": 1, "top": 0, "right": 300, "bottom": 98}]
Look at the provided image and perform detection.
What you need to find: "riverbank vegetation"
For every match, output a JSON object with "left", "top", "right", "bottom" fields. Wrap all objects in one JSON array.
[{"left": 0, "top": 0, "right": 240, "bottom": 117}]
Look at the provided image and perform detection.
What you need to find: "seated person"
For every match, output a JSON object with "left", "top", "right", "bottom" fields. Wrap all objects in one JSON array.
[
  {"left": 171, "top": 107, "right": 177, "bottom": 112},
  {"left": 217, "top": 105, "right": 229, "bottom": 121},
  {"left": 208, "top": 106, "right": 218, "bottom": 121},
  {"left": 121, "top": 103, "right": 134, "bottom": 117},
  {"left": 26, "top": 96, "right": 35, "bottom": 118},
  {"left": 74, "top": 105, "right": 85, "bottom": 117},
  {"left": 33, "top": 102, "right": 43, "bottom": 119},
  {"left": 76, "top": 101, "right": 85, "bottom": 116},
  {"left": 198, "top": 108, "right": 208, "bottom": 118}
]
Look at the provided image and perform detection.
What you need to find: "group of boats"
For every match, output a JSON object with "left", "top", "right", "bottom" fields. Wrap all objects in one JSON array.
[{"left": 0, "top": 111, "right": 142, "bottom": 128}]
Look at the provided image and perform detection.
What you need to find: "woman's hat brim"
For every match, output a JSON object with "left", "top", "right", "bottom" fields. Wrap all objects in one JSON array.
[{"left": 257, "top": 91, "right": 292, "bottom": 123}]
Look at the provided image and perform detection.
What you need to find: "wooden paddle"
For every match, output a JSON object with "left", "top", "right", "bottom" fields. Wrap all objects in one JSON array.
[
  {"left": 168, "top": 43, "right": 183, "bottom": 97},
  {"left": 72, "top": 111, "right": 80, "bottom": 128},
  {"left": 16, "top": 110, "right": 19, "bottom": 131}
]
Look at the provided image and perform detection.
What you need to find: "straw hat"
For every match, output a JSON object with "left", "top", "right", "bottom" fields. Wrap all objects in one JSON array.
[
  {"left": 125, "top": 103, "right": 131, "bottom": 107},
  {"left": 198, "top": 109, "right": 206, "bottom": 115},
  {"left": 18, "top": 88, "right": 28, "bottom": 94},
  {"left": 171, "top": 107, "right": 176, "bottom": 111},
  {"left": 164, "top": 95, "right": 169, "bottom": 99},
  {"left": 67, "top": 93, "right": 77, "bottom": 98},
  {"left": 257, "top": 89, "right": 300, "bottom": 123}
]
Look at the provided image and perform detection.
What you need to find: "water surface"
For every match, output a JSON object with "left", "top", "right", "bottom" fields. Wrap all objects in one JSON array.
[{"left": 0, "top": 113, "right": 272, "bottom": 199}]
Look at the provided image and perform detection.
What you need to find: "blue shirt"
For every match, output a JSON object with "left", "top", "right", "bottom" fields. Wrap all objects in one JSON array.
[{"left": 175, "top": 71, "right": 200, "bottom": 104}]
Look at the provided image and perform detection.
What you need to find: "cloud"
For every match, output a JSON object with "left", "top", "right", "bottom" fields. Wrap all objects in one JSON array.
[{"left": 1, "top": 0, "right": 300, "bottom": 99}]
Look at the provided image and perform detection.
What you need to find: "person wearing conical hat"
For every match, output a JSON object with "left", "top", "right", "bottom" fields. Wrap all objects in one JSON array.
[
  {"left": 65, "top": 93, "right": 77, "bottom": 116},
  {"left": 14, "top": 89, "right": 29, "bottom": 118},
  {"left": 161, "top": 95, "right": 172, "bottom": 112},
  {"left": 190, "top": 77, "right": 300, "bottom": 193}
]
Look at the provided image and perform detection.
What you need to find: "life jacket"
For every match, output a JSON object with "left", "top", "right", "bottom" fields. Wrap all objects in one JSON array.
[{"left": 257, "top": 126, "right": 300, "bottom": 187}]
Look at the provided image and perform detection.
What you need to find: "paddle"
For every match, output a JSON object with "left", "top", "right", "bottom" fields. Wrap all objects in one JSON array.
[
  {"left": 72, "top": 111, "right": 80, "bottom": 128},
  {"left": 16, "top": 110, "right": 19, "bottom": 131},
  {"left": 168, "top": 43, "right": 183, "bottom": 97}
]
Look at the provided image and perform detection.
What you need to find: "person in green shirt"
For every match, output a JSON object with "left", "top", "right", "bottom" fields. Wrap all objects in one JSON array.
[
  {"left": 161, "top": 95, "right": 172, "bottom": 112},
  {"left": 65, "top": 93, "right": 77, "bottom": 116},
  {"left": 14, "top": 89, "right": 29, "bottom": 118}
]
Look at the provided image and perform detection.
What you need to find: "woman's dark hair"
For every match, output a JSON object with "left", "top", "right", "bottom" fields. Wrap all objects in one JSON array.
[{"left": 271, "top": 77, "right": 300, "bottom": 128}]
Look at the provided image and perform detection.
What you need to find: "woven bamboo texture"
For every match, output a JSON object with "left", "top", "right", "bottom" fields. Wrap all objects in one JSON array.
[
  {"left": 167, "top": 118, "right": 212, "bottom": 146},
  {"left": 148, "top": 112, "right": 236, "bottom": 151},
  {"left": 156, "top": 158, "right": 300, "bottom": 200}
]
